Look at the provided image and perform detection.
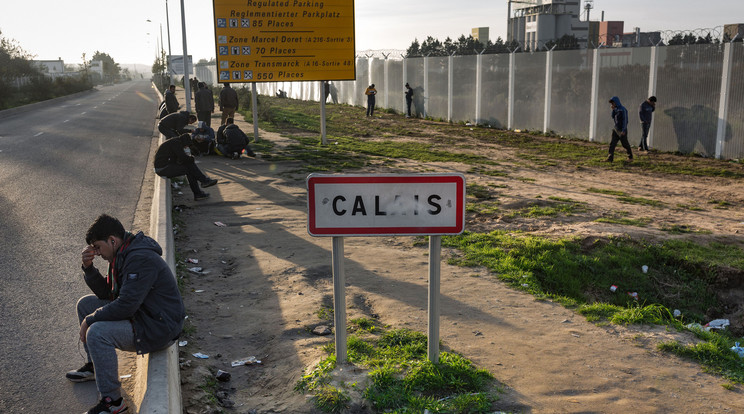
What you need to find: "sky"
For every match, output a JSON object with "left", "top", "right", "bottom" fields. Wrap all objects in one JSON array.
[{"left": 2, "top": 0, "right": 742, "bottom": 69}]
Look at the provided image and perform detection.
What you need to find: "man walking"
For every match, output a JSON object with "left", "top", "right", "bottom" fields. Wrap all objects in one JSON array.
[
  {"left": 67, "top": 214, "right": 185, "bottom": 414},
  {"left": 219, "top": 82, "right": 239, "bottom": 125},
  {"left": 195, "top": 82, "right": 215, "bottom": 127},
  {"left": 638, "top": 96, "right": 657, "bottom": 152},
  {"left": 605, "top": 96, "right": 633, "bottom": 163}
]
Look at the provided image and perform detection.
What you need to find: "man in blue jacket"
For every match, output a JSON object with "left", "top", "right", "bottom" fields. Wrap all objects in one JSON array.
[
  {"left": 638, "top": 96, "right": 657, "bottom": 151},
  {"left": 606, "top": 96, "right": 633, "bottom": 162},
  {"left": 67, "top": 214, "right": 185, "bottom": 414}
]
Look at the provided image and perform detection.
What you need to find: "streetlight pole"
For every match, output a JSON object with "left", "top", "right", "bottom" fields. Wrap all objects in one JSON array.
[
  {"left": 180, "top": 0, "right": 192, "bottom": 112},
  {"left": 165, "top": 0, "right": 173, "bottom": 78}
]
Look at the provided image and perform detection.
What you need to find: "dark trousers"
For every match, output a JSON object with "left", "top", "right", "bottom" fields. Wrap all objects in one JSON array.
[
  {"left": 608, "top": 129, "right": 633, "bottom": 160},
  {"left": 155, "top": 162, "right": 209, "bottom": 195},
  {"left": 158, "top": 124, "right": 179, "bottom": 138},
  {"left": 639, "top": 122, "right": 650, "bottom": 151},
  {"left": 366, "top": 97, "right": 375, "bottom": 116},
  {"left": 406, "top": 98, "right": 412, "bottom": 116},
  {"left": 197, "top": 111, "right": 212, "bottom": 127}
]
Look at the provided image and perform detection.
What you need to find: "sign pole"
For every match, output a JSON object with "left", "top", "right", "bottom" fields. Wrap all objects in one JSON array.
[
  {"left": 332, "top": 236, "right": 347, "bottom": 363},
  {"left": 320, "top": 81, "right": 328, "bottom": 145},
  {"left": 428, "top": 235, "right": 441, "bottom": 363},
  {"left": 252, "top": 82, "right": 259, "bottom": 142}
]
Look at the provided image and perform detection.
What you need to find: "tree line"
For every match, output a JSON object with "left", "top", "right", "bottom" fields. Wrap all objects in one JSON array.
[{"left": 0, "top": 30, "right": 127, "bottom": 110}]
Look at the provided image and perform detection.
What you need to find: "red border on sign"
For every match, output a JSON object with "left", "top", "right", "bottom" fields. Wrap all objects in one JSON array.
[{"left": 307, "top": 174, "right": 465, "bottom": 236}]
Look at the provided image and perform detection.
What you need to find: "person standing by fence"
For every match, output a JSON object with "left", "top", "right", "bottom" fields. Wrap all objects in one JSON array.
[
  {"left": 195, "top": 82, "right": 215, "bottom": 127},
  {"left": 638, "top": 96, "right": 657, "bottom": 152},
  {"left": 365, "top": 84, "right": 377, "bottom": 117},
  {"left": 219, "top": 83, "right": 239, "bottom": 125},
  {"left": 405, "top": 83, "right": 414, "bottom": 118},
  {"left": 606, "top": 96, "right": 633, "bottom": 163}
]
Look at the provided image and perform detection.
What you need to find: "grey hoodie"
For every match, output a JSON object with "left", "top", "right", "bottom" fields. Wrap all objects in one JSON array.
[{"left": 83, "top": 231, "right": 185, "bottom": 355}]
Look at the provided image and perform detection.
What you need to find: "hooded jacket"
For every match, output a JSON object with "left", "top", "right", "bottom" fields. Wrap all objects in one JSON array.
[
  {"left": 83, "top": 232, "right": 185, "bottom": 355},
  {"left": 609, "top": 96, "right": 628, "bottom": 134},
  {"left": 223, "top": 123, "right": 249, "bottom": 152},
  {"left": 639, "top": 100, "right": 655, "bottom": 124}
]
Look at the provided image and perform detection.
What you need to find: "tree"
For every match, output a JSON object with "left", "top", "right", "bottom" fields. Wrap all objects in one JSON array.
[
  {"left": 544, "top": 34, "right": 580, "bottom": 51},
  {"left": 91, "top": 51, "right": 120, "bottom": 80},
  {"left": 0, "top": 30, "right": 38, "bottom": 79}
]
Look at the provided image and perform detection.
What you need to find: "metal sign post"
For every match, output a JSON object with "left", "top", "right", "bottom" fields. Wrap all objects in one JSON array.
[{"left": 307, "top": 174, "right": 465, "bottom": 363}]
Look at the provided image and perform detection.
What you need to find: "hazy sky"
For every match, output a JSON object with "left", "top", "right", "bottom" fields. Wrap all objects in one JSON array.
[{"left": 2, "top": 0, "right": 742, "bottom": 67}]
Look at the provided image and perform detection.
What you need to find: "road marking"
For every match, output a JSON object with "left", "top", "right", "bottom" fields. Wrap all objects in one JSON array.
[
  {"left": 34, "top": 132, "right": 44, "bottom": 137},
  {"left": 63, "top": 120, "right": 69, "bottom": 123},
  {"left": 81, "top": 112, "right": 87, "bottom": 115}
]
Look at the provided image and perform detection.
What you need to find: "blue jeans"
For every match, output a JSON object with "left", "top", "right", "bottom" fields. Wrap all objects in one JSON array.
[
  {"left": 76, "top": 295, "right": 136, "bottom": 400},
  {"left": 639, "top": 122, "right": 651, "bottom": 150}
]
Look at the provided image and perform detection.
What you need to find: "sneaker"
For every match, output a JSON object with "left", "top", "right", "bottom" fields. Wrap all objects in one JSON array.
[
  {"left": 202, "top": 178, "right": 218, "bottom": 188},
  {"left": 194, "top": 192, "right": 210, "bottom": 201},
  {"left": 232, "top": 152, "right": 240, "bottom": 160},
  {"left": 85, "top": 396, "right": 128, "bottom": 414},
  {"left": 66, "top": 362, "right": 95, "bottom": 383},
  {"left": 604, "top": 156, "right": 613, "bottom": 163}
]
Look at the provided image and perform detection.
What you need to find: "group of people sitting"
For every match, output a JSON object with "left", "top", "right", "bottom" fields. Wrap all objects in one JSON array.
[{"left": 155, "top": 108, "right": 256, "bottom": 201}]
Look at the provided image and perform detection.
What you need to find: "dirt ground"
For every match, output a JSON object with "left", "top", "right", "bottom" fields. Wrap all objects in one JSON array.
[{"left": 175, "top": 112, "right": 744, "bottom": 413}]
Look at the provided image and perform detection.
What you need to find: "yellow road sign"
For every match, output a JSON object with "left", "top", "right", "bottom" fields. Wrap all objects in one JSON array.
[{"left": 212, "top": 0, "right": 356, "bottom": 83}]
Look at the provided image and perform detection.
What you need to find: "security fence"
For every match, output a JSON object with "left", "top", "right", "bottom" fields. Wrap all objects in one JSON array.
[{"left": 255, "top": 42, "right": 744, "bottom": 160}]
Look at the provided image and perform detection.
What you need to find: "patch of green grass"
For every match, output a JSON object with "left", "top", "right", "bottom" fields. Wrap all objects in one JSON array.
[
  {"left": 298, "top": 328, "right": 500, "bottom": 413},
  {"left": 660, "top": 224, "right": 711, "bottom": 234},
  {"left": 504, "top": 199, "right": 587, "bottom": 219},
  {"left": 658, "top": 334, "right": 744, "bottom": 383},
  {"left": 594, "top": 217, "right": 652, "bottom": 227},
  {"left": 587, "top": 187, "right": 627, "bottom": 196},
  {"left": 467, "top": 183, "right": 492, "bottom": 200},
  {"left": 312, "top": 385, "right": 350, "bottom": 413},
  {"left": 349, "top": 317, "right": 380, "bottom": 333},
  {"left": 316, "top": 306, "right": 334, "bottom": 320},
  {"left": 708, "top": 199, "right": 733, "bottom": 209},
  {"left": 616, "top": 195, "right": 665, "bottom": 207},
  {"left": 198, "top": 375, "right": 220, "bottom": 406},
  {"left": 466, "top": 201, "right": 500, "bottom": 215},
  {"left": 677, "top": 204, "right": 705, "bottom": 211}
]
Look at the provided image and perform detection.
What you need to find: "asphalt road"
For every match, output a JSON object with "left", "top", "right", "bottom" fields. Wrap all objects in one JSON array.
[{"left": 0, "top": 79, "right": 159, "bottom": 412}]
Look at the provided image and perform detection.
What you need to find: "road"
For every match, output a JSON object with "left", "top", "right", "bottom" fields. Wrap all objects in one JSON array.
[{"left": 0, "top": 79, "right": 159, "bottom": 412}]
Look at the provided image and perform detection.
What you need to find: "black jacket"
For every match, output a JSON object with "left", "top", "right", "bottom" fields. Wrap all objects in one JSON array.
[
  {"left": 154, "top": 135, "right": 194, "bottom": 168},
  {"left": 195, "top": 87, "right": 214, "bottom": 112},
  {"left": 223, "top": 124, "right": 249, "bottom": 152},
  {"left": 158, "top": 111, "right": 191, "bottom": 133},
  {"left": 164, "top": 90, "right": 179, "bottom": 113},
  {"left": 83, "top": 232, "right": 185, "bottom": 355}
]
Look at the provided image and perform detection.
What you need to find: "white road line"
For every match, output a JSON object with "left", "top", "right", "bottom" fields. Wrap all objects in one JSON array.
[
  {"left": 63, "top": 120, "right": 70, "bottom": 123},
  {"left": 34, "top": 132, "right": 44, "bottom": 137}
]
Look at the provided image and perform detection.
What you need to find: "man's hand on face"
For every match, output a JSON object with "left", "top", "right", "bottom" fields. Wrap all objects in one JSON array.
[
  {"left": 82, "top": 245, "right": 97, "bottom": 269},
  {"left": 79, "top": 319, "right": 89, "bottom": 343}
]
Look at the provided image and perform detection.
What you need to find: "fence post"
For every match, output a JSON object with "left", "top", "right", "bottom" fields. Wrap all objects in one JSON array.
[
  {"left": 508, "top": 51, "right": 515, "bottom": 130},
  {"left": 424, "top": 54, "right": 429, "bottom": 118},
  {"left": 448, "top": 53, "right": 454, "bottom": 122},
  {"left": 475, "top": 50, "right": 483, "bottom": 125},
  {"left": 715, "top": 41, "right": 735, "bottom": 159},
  {"left": 383, "top": 55, "right": 389, "bottom": 109},
  {"left": 647, "top": 44, "right": 659, "bottom": 148},
  {"left": 588, "top": 48, "right": 600, "bottom": 142},
  {"left": 543, "top": 46, "right": 555, "bottom": 133}
]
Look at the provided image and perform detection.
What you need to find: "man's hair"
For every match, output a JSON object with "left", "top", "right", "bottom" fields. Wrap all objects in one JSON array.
[
  {"left": 649, "top": 96, "right": 657, "bottom": 102},
  {"left": 169, "top": 84, "right": 175, "bottom": 89},
  {"left": 189, "top": 114, "right": 197, "bottom": 122},
  {"left": 86, "top": 214, "right": 125, "bottom": 245},
  {"left": 226, "top": 118, "right": 234, "bottom": 124}
]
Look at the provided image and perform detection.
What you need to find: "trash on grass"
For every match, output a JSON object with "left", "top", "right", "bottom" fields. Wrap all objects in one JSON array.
[
  {"left": 627, "top": 292, "right": 639, "bottom": 300},
  {"left": 231, "top": 356, "right": 260, "bottom": 366},
  {"left": 178, "top": 340, "right": 188, "bottom": 347},
  {"left": 216, "top": 370, "right": 231, "bottom": 382},
  {"left": 192, "top": 352, "right": 209, "bottom": 359},
  {"left": 610, "top": 285, "right": 618, "bottom": 292},
  {"left": 194, "top": 289, "right": 205, "bottom": 293},
  {"left": 705, "top": 319, "right": 730, "bottom": 330},
  {"left": 187, "top": 258, "right": 199, "bottom": 264},
  {"left": 214, "top": 221, "right": 227, "bottom": 227},
  {"left": 188, "top": 267, "right": 210, "bottom": 275},
  {"left": 731, "top": 342, "right": 744, "bottom": 358},
  {"left": 642, "top": 265, "right": 648, "bottom": 273},
  {"left": 120, "top": 374, "right": 132, "bottom": 379},
  {"left": 673, "top": 309, "right": 681, "bottom": 317}
]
